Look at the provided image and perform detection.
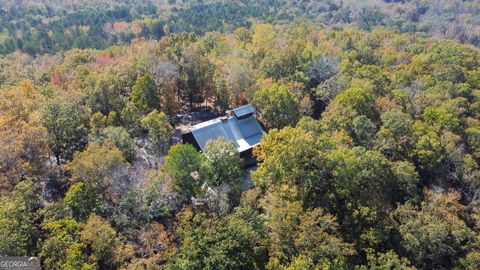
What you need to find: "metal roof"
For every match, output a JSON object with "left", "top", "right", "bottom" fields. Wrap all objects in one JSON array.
[
  {"left": 188, "top": 105, "right": 265, "bottom": 153},
  {"left": 232, "top": 104, "right": 256, "bottom": 118}
]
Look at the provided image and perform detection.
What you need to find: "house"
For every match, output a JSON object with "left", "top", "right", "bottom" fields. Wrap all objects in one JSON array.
[{"left": 181, "top": 104, "right": 266, "bottom": 166}]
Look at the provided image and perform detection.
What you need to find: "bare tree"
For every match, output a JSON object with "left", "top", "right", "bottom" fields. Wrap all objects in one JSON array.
[{"left": 307, "top": 56, "right": 339, "bottom": 87}]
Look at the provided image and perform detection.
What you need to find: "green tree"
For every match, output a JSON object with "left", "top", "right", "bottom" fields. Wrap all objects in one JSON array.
[
  {"left": 89, "top": 112, "right": 107, "bottom": 135},
  {"left": 64, "top": 182, "right": 100, "bottom": 221},
  {"left": 351, "top": 115, "right": 376, "bottom": 147},
  {"left": 261, "top": 190, "right": 354, "bottom": 265},
  {"left": 80, "top": 214, "right": 117, "bottom": 268},
  {"left": 412, "top": 124, "right": 444, "bottom": 174},
  {"left": 460, "top": 251, "right": 480, "bottom": 270},
  {"left": 356, "top": 249, "right": 415, "bottom": 270},
  {"left": 140, "top": 109, "right": 173, "bottom": 156},
  {"left": 315, "top": 75, "right": 347, "bottom": 105},
  {"left": 375, "top": 109, "right": 414, "bottom": 160},
  {"left": 90, "top": 125, "right": 136, "bottom": 161},
  {"left": 111, "top": 188, "right": 149, "bottom": 232},
  {"left": 323, "top": 147, "right": 397, "bottom": 252},
  {"left": 131, "top": 72, "right": 160, "bottom": 113},
  {"left": 121, "top": 102, "right": 143, "bottom": 135},
  {"left": 202, "top": 138, "right": 242, "bottom": 185},
  {"left": 321, "top": 101, "right": 358, "bottom": 133},
  {"left": 253, "top": 126, "right": 328, "bottom": 202},
  {"left": 0, "top": 180, "right": 42, "bottom": 255},
  {"left": 165, "top": 144, "right": 203, "bottom": 201},
  {"left": 267, "top": 254, "right": 348, "bottom": 270},
  {"left": 394, "top": 190, "right": 477, "bottom": 268},
  {"left": 41, "top": 237, "right": 69, "bottom": 270},
  {"left": 423, "top": 107, "right": 460, "bottom": 131},
  {"left": 296, "top": 116, "right": 323, "bottom": 135},
  {"left": 179, "top": 46, "right": 216, "bottom": 109},
  {"left": 66, "top": 143, "right": 129, "bottom": 201},
  {"left": 40, "top": 217, "right": 82, "bottom": 270},
  {"left": 40, "top": 99, "right": 88, "bottom": 163},
  {"left": 165, "top": 144, "right": 202, "bottom": 199},
  {"left": 391, "top": 161, "right": 420, "bottom": 203},
  {"left": 165, "top": 208, "right": 262, "bottom": 270},
  {"left": 253, "top": 84, "right": 300, "bottom": 129},
  {"left": 62, "top": 242, "right": 95, "bottom": 270},
  {"left": 356, "top": 6, "right": 386, "bottom": 31},
  {"left": 332, "top": 87, "right": 374, "bottom": 118}
]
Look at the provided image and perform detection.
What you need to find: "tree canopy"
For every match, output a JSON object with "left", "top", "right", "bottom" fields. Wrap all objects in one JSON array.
[{"left": 2, "top": 7, "right": 480, "bottom": 269}]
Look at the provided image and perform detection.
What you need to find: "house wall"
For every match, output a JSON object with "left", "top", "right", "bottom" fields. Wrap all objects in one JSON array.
[{"left": 181, "top": 132, "right": 201, "bottom": 151}]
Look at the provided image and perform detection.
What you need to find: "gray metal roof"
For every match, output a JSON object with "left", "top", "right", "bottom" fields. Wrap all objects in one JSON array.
[
  {"left": 189, "top": 105, "right": 265, "bottom": 152},
  {"left": 232, "top": 104, "right": 256, "bottom": 118}
]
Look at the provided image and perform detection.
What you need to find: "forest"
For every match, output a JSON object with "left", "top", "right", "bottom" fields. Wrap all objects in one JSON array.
[
  {"left": 1, "top": 1, "right": 480, "bottom": 270},
  {"left": 1, "top": 0, "right": 480, "bottom": 55}
]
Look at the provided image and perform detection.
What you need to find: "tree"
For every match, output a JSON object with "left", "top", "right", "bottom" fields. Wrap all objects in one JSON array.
[
  {"left": 165, "top": 144, "right": 203, "bottom": 201},
  {"left": 460, "top": 251, "right": 480, "bottom": 270},
  {"left": 423, "top": 107, "right": 460, "bottom": 131},
  {"left": 251, "top": 23, "right": 276, "bottom": 55},
  {"left": 80, "top": 214, "right": 117, "bottom": 268},
  {"left": 223, "top": 58, "right": 256, "bottom": 106},
  {"left": 412, "top": 124, "right": 444, "bottom": 174},
  {"left": 111, "top": 187, "right": 150, "bottom": 232},
  {"left": 121, "top": 102, "right": 143, "bottom": 135},
  {"left": 131, "top": 72, "right": 160, "bottom": 113},
  {"left": 307, "top": 56, "right": 339, "bottom": 87},
  {"left": 179, "top": 45, "right": 216, "bottom": 109},
  {"left": 253, "top": 84, "right": 300, "bottom": 129},
  {"left": 260, "top": 190, "right": 354, "bottom": 264},
  {"left": 40, "top": 217, "right": 83, "bottom": 270},
  {"left": 127, "top": 222, "right": 177, "bottom": 267},
  {"left": 356, "top": 250, "right": 415, "bottom": 270},
  {"left": 266, "top": 254, "right": 348, "bottom": 270},
  {"left": 356, "top": 6, "right": 386, "bottom": 31},
  {"left": 62, "top": 242, "right": 95, "bottom": 270},
  {"left": 254, "top": 126, "right": 330, "bottom": 200},
  {"left": 213, "top": 69, "right": 230, "bottom": 112},
  {"left": 140, "top": 109, "right": 173, "bottom": 156},
  {"left": 351, "top": 115, "right": 376, "bottom": 147},
  {"left": 394, "top": 190, "right": 477, "bottom": 268},
  {"left": 89, "top": 112, "right": 107, "bottom": 134},
  {"left": 64, "top": 182, "right": 100, "bottom": 221},
  {"left": 375, "top": 109, "right": 414, "bottom": 160},
  {"left": 296, "top": 116, "right": 323, "bottom": 135},
  {"left": 90, "top": 125, "right": 136, "bottom": 161},
  {"left": 295, "top": 207, "right": 355, "bottom": 262},
  {"left": 0, "top": 118, "right": 49, "bottom": 194},
  {"left": 202, "top": 138, "right": 242, "bottom": 186},
  {"left": 321, "top": 101, "right": 358, "bottom": 133},
  {"left": 315, "top": 75, "right": 347, "bottom": 105},
  {"left": 326, "top": 147, "right": 394, "bottom": 206},
  {"left": 390, "top": 161, "right": 420, "bottom": 203},
  {"left": 332, "top": 87, "right": 374, "bottom": 118},
  {"left": 0, "top": 180, "right": 42, "bottom": 255},
  {"left": 0, "top": 81, "right": 49, "bottom": 193},
  {"left": 41, "top": 237, "right": 70, "bottom": 270},
  {"left": 41, "top": 99, "right": 88, "bottom": 163},
  {"left": 317, "top": 146, "right": 399, "bottom": 252},
  {"left": 150, "top": 60, "right": 180, "bottom": 116},
  {"left": 66, "top": 143, "right": 129, "bottom": 201},
  {"left": 87, "top": 76, "right": 127, "bottom": 116},
  {"left": 165, "top": 208, "right": 262, "bottom": 270}
]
